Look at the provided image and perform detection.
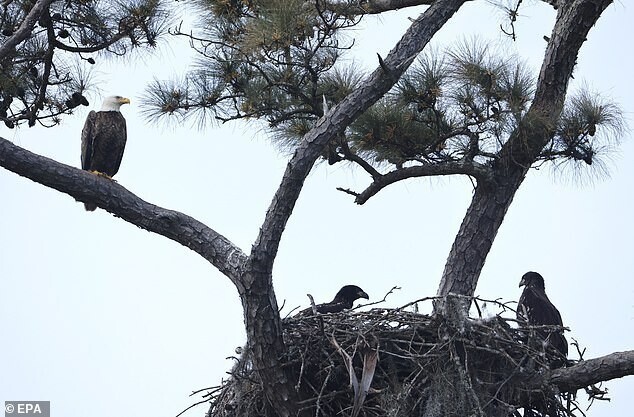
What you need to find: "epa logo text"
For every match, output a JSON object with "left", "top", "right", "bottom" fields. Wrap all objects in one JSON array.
[{"left": 4, "top": 401, "right": 50, "bottom": 417}]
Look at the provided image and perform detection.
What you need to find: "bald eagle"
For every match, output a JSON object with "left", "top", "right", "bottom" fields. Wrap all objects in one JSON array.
[
  {"left": 81, "top": 95, "right": 130, "bottom": 211},
  {"left": 517, "top": 271, "right": 568, "bottom": 367},
  {"left": 301, "top": 285, "right": 369, "bottom": 315}
]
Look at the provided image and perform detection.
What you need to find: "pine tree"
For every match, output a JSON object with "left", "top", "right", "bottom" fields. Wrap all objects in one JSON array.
[{"left": 1, "top": 1, "right": 632, "bottom": 417}]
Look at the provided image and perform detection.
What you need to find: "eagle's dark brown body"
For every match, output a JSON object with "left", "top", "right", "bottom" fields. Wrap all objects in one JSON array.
[
  {"left": 300, "top": 285, "right": 369, "bottom": 315},
  {"left": 81, "top": 108, "right": 127, "bottom": 211},
  {"left": 517, "top": 271, "right": 568, "bottom": 367}
]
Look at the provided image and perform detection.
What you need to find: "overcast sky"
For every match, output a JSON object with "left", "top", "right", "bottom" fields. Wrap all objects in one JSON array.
[{"left": 1, "top": 2, "right": 633, "bottom": 417}]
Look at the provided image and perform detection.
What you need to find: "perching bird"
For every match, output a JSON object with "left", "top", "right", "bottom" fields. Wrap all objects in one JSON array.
[
  {"left": 80, "top": 95, "right": 130, "bottom": 211},
  {"left": 517, "top": 271, "right": 568, "bottom": 367},
  {"left": 302, "top": 285, "right": 369, "bottom": 314}
]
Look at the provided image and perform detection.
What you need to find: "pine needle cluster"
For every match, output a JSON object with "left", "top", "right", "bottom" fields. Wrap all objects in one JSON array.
[
  {"left": 1, "top": 0, "right": 169, "bottom": 128},
  {"left": 141, "top": 0, "right": 362, "bottom": 129},
  {"left": 142, "top": 11, "right": 625, "bottom": 177}
]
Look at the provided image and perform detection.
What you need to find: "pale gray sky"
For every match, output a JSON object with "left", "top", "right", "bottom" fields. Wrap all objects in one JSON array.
[{"left": 1, "top": 2, "right": 633, "bottom": 417}]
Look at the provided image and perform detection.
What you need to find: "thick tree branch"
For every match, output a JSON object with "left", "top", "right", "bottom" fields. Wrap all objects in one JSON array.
[
  {"left": 547, "top": 350, "right": 634, "bottom": 392},
  {"left": 500, "top": 0, "right": 614, "bottom": 167},
  {"left": 0, "top": 0, "right": 53, "bottom": 60},
  {"left": 251, "top": 0, "right": 468, "bottom": 271},
  {"left": 345, "top": 160, "right": 492, "bottom": 205},
  {"left": 0, "top": 137, "right": 248, "bottom": 286},
  {"left": 324, "top": 0, "right": 436, "bottom": 15},
  {"left": 321, "top": 0, "right": 559, "bottom": 17},
  {"left": 436, "top": 0, "right": 614, "bottom": 300}
]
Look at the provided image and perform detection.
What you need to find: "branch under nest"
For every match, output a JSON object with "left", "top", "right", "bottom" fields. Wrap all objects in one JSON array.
[{"left": 204, "top": 302, "right": 593, "bottom": 417}]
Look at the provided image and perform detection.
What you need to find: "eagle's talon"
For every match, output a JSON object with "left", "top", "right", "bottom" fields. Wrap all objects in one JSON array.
[{"left": 89, "top": 170, "right": 113, "bottom": 180}]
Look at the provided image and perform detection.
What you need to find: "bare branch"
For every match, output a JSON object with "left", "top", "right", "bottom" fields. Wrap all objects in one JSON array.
[
  {"left": 53, "top": 33, "right": 128, "bottom": 53},
  {"left": 337, "top": 0, "right": 435, "bottom": 14},
  {"left": 320, "top": 0, "right": 561, "bottom": 16},
  {"left": 322, "top": 0, "right": 473, "bottom": 15},
  {"left": 0, "top": 137, "right": 248, "bottom": 287},
  {"left": 340, "top": 141, "right": 382, "bottom": 180},
  {"left": 349, "top": 160, "right": 492, "bottom": 205}
]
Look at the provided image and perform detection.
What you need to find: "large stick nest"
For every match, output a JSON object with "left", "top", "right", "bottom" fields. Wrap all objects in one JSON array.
[{"left": 205, "top": 297, "right": 590, "bottom": 417}]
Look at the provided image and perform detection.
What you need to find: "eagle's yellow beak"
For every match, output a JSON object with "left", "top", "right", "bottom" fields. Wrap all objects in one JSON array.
[{"left": 120, "top": 97, "right": 131, "bottom": 105}]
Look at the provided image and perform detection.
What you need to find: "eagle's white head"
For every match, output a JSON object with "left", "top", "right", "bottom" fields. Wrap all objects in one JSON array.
[{"left": 100, "top": 95, "right": 131, "bottom": 112}]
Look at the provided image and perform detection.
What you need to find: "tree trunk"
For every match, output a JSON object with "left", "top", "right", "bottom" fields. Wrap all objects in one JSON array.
[
  {"left": 435, "top": 0, "right": 614, "bottom": 302},
  {"left": 240, "top": 263, "right": 302, "bottom": 417},
  {"left": 436, "top": 166, "right": 528, "bottom": 299}
]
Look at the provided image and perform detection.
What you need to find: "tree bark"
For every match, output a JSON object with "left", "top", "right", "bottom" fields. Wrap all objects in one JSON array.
[
  {"left": 436, "top": 168, "right": 526, "bottom": 298},
  {"left": 547, "top": 350, "right": 634, "bottom": 392},
  {"left": 239, "top": 266, "right": 294, "bottom": 416}
]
